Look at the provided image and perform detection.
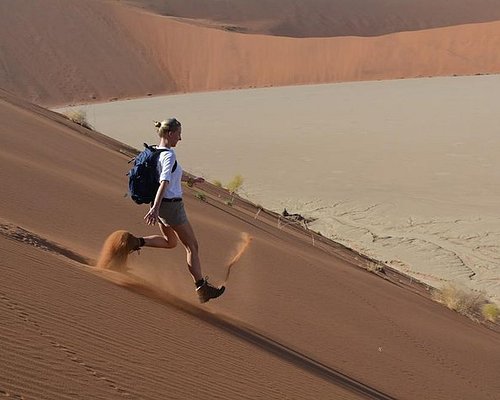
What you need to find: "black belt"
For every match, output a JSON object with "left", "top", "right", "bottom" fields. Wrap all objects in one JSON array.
[{"left": 162, "top": 197, "right": 182, "bottom": 203}]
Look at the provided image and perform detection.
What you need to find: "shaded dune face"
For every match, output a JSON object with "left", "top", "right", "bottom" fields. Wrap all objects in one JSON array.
[
  {"left": 125, "top": 0, "right": 500, "bottom": 37},
  {"left": 2, "top": 0, "right": 500, "bottom": 107}
]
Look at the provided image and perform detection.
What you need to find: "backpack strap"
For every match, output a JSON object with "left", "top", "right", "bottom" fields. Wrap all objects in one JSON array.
[{"left": 148, "top": 143, "right": 178, "bottom": 172}]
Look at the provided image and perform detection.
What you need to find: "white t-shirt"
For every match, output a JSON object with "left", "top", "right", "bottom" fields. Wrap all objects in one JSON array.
[{"left": 157, "top": 147, "right": 183, "bottom": 199}]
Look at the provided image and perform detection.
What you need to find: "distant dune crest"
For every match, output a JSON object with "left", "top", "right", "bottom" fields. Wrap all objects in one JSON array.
[
  {"left": 124, "top": 0, "right": 500, "bottom": 37},
  {"left": 1, "top": 0, "right": 500, "bottom": 106}
]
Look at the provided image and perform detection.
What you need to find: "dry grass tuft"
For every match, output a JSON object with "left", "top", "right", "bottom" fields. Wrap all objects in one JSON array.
[
  {"left": 194, "top": 191, "right": 207, "bottom": 201},
  {"left": 63, "top": 109, "right": 93, "bottom": 129},
  {"left": 432, "top": 283, "right": 487, "bottom": 320},
  {"left": 226, "top": 174, "right": 244, "bottom": 194},
  {"left": 481, "top": 303, "right": 499, "bottom": 323},
  {"left": 366, "top": 262, "right": 384, "bottom": 273}
]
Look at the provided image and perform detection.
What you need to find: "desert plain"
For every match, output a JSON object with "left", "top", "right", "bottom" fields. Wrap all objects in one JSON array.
[{"left": 1, "top": 1, "right": 500, "bottom": 399}]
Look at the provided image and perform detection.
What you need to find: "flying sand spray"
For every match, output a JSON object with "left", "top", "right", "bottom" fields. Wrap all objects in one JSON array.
[
  {"left": 96, "top": 230, "right": 252, "bottom": 297},
  {"left": 222, "top": 232, "right": 252, "bottom": 285}
]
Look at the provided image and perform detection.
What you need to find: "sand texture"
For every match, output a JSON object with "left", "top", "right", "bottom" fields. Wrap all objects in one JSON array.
[
  {"left": 2, "top": 1, "right": 500, "bottom": 398},
  {"left": 2, "top": 86, "right": 500, "bottom": 399},
  {"left": 2, "top": 0, "right": 500, "bottom": 107}
]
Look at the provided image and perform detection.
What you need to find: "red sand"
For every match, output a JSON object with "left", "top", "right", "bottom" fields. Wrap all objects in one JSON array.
[
  {"left": 1, "top": 1, "right": 500, "bottom": 398},
  {"left": 1, "top": 88, "right": 500, "bottom": 399}
]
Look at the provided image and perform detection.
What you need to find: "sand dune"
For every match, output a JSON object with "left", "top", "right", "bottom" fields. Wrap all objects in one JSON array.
[
  {"left": 1, "top": 0, "right": 500, "bottom": 107},
  {"left": 1, "top": 85, "right": 500, "bottom": 399},
  {"left": 2, "top": 1, "right": 500, "bottom": 398},
  {"left": 125, "top": 0, "right": 500, "bottom": 37}
]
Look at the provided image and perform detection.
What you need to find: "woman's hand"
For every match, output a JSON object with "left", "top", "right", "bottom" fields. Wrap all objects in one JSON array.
[
  {"left": 144, "top": 206, "right": 160, "bottom": 226},
  {"left": 187, "top": 176, "right": 205, "bottom": 187}
]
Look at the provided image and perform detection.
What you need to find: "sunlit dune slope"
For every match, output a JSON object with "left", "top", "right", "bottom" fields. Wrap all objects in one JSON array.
[
  {"left": 0, "top": 88, "right": 366, "bottom": 399},
  {"left": 1, "top": 90, "right": 500, "bottom": 399},
  {"left": 1, "top": 0, "right": 500, "bottom": 107},
  {"left": 0, "top": 0, "right": 169, "bottom": 107},
  {"left": 2, "top": 236, "right": 373, "bottom": 400}
]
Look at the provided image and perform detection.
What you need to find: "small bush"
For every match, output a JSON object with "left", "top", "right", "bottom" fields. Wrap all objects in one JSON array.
[
  {"left": 482, "top": 303, "right": 499, "bottom": 323},
  {"left": 367, "top": 262, "right": 384, "bottom": 273},
  {"left": 63, "top": 109, "right": 92, "bottom": 129},
  {"left": 226, "top": 174, "right": 244, "bottom": 194},
  {"left": 213, "top": 180, "right": 223, "bottom": 188},
  {"left": 432, "top": 283, "right": 486, "bottom": 318},
  {"left": 194, "top": 192, "right": 206, "bottom": 202}
]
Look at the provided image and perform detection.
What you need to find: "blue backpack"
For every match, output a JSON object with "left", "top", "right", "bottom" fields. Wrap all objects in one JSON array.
[{"left": 127, "top": 143, "right": 177, "bottom": 205}]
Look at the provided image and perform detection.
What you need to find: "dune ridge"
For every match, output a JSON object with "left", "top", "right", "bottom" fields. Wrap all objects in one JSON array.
[{"left": 1, "top": 0, "right": 500, "bottom": 107}]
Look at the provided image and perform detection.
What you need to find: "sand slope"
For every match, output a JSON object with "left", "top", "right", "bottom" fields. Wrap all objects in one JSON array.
[
  {"left": 1, "top": 0, "right": 500, "bottom": 107},
  {"left": 1, "top": 90, "right": 500, "bottom": 399},
  {"left": 1, "top": 237, "right": 369, "bottom": 399}
]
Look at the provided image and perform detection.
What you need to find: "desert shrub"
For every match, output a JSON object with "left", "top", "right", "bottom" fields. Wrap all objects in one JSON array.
[
  {"left": 226, "top": 174, "right": 244, "bottom": 194},
  {"left": 194, "top": 191, "right": 206, "bottom": 202},
  {"left": 213, "top": 180, "right": 223, "bottom": 188},
  {"left": 482, "top": 303, "right": 499, "bottom": 323},
  {"left": 432, "top": 283, "right": 486, "bottom": 318},
  {"left": 367, "top": 262, "right": 384, "bottom": 273},
  {"left": 63, "top": 109, "right": 92, "bottom": 129}
]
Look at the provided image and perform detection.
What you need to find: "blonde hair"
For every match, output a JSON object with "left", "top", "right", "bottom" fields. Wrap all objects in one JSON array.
[{"left": 154, "top": 118, "right": 181, "bottom": 138}]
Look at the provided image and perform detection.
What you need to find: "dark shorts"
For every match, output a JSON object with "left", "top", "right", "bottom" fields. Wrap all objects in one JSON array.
[{"left": 158, "top": 199, "right": 188, "bottom": 226}]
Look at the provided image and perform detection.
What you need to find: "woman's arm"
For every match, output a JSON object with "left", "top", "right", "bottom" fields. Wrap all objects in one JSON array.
[
  {"left": 182, "top": 174, "right": 205, "bottom": 187},
  {"left": 144, "top": 180, "right": 168, "bottom": 226}
]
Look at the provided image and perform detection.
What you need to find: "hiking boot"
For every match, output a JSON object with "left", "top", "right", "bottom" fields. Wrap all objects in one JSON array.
[
  {"left": 196, "top": 278, "right": 225, "bottom": 303},
  {"left": 125, "top": 232, "right": 144, "bottom": 253}
]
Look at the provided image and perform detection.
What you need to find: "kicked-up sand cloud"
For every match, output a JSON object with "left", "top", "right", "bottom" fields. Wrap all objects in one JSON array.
[
  {"left": 96, "top": 230, "right": 252, "bottom": 284},
  {"left": 96, "top": 230, "right": 142, "bottom": 272},
  {"left": 2, "top": 1, "right": 500, "bottom": 397}
]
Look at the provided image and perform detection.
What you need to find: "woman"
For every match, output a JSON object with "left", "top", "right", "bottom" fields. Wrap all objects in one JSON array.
[{"left": 134, "top": 118, "right": 225, "bottom": 303}]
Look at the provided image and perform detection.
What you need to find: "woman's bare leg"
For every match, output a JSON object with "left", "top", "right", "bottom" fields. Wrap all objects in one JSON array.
[
  {"left": 171, "top": 221, "right": 203, "bottom": 282},
  {"left": 143, "top": 222, "right": 178, "bottom": 249},
  {"left": 172, "top": 221, "right": 225, "bottom": 303}
]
